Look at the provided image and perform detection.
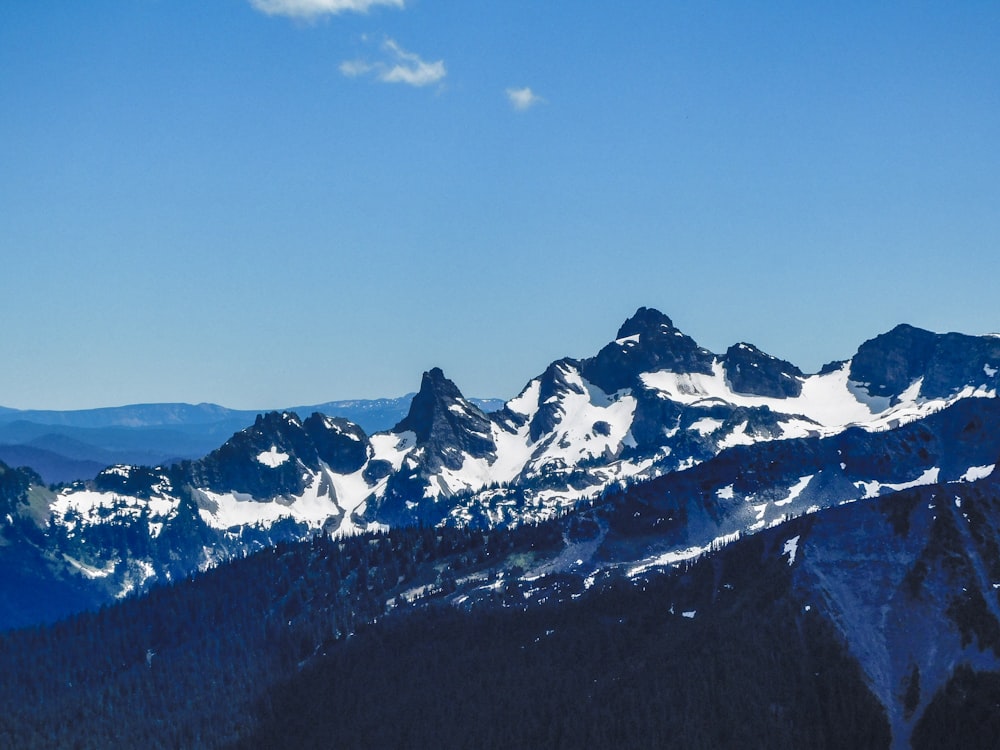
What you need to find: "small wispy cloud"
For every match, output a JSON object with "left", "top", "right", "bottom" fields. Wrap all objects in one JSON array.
[
  {"left": 506, "top": 86, "right": 544, "bottom": 111},
  {"left": 338, "top": 59, "right": 375, "bottom": 77},
  {"left": 249, "top": 0, "right": 405, "bottom": 19},
  {"left": 340, "top": 38, "right": 446, "bottom": 88}
]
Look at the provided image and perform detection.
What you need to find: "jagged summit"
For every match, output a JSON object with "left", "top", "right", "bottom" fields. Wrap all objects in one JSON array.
[
  {"left": 614, "top": 306, "right": 677, "bottom": 339},
  {"left": 526, "top": 358, "right": 587, "bottom": 443},
  {"left": 179, "top": 409, "right": 369, "bottom": 499},
  {"left": 10, "top": 306, "right": 1000, "bottom": 631},
  {"left": 392, "top": 368, "right": 496, "bottom": 468},
  {"left": 582, "top": 307, "right": 715, "bottom": 392},
  {"left": 722, "top": 342, "right": 804, "bottom": 398}
]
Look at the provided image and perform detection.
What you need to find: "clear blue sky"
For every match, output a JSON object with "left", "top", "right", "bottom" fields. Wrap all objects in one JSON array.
[{"left": 2, "top": 1, "right": 999, "bottom": 410}]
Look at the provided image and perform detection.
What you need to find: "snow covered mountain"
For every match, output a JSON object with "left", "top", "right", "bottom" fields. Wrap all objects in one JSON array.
[
  {"left": 370, "top": 307, "right": 999, "bottom": 527},
  {"left": 2, "top": 307, "right": 999, "bottom": 625},
  {"left": 6, "top": 428, "right": 1000, "bottom": 747}
]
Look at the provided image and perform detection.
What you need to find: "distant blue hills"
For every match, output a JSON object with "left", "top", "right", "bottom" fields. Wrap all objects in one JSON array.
[{"left": 0, "top": 397, "right": 504, "bottom": 484}]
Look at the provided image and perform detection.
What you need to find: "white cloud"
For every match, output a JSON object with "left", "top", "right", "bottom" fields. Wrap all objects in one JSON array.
[
  {"left": 339, "top": 59, "right": 374, "bottom": 77},
  {"left": 506, "top": 86, "right": 544, "bottom": 111},
  {"left": 249, "top": 0, "right": 405, "bottom": 18},
  {"left": 340, "top": 38, "right": 446, "bottom": 88},
  {"left": 379, "top": 39, "right": 446, "bottom": 86}
]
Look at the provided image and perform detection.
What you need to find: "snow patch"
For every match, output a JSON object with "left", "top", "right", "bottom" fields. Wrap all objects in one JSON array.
[
  {"left": 782, "top": 535, "right": 800, "bottom": 566},
  {"left": 854, "top": 467, "right": 940, "bottom": 499},
  {"left": 775, "top": 475, "right": 813, "bottom": 507},
  {"left": 197, "top": 464, "right": 355, "bottom": 532},
  {"left": 514, "top": 370, "right": 638, "bottom": 481},
  {"left": 718, "top": 421, "right": 754, "bottom": 449},
  {"left": 640, "top": 362, "right": 988, "bottom": 438},
  {"left": 641, "top": 361, "right": 878, "bottom": 430},
  {"left": 63, "top": 555, "right": 115, "bottom": 579},
  {"left": 690, "top": 417, "right": 723, "bottom": 435},
  {"left": 256, "top": 447, "right": 290, "bottom": 468},
  {"left": 447, "top": 402, "right": 475, "bottom": 417},
  {"left": 322, "top": 415, "right": 362, "bottom": 440},
  {"left": 370, "top": 431, "right": 415, "bottom": 472},
  {"left": 961, "top": 464, "right": 995, "bottom": 483},
  {"left": 627, "top": 531, "right": 741, "bottom": 578},
  {"left": 51, "top": 488, "right": 179, "bottom": 532},
  {"left": 896, "top": 377, "right": 924, "bottom": 404}
]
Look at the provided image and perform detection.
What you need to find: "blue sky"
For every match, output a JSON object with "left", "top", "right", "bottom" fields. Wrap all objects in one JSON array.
[{"left": 2, "top": 1, "right": 999, "bottom": 410}]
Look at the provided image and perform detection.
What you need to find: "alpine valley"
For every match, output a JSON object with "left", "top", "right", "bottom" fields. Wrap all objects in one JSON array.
[{"left": 2, "top": 307, "right": 1000, "bottom": 749}]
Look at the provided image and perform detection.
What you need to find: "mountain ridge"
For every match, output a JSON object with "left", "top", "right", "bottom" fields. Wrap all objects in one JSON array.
[
  {"left": 0, "top": 395, "right": 505, "bottom": 484},
  {"left": 4, "top": 466, "right": 1000, "bottom": 748},
  {"left": 2, "top": 306, "right": 1000, "bottom": 747},
  {"left": 1, "top": 307, "right": 998, "bottom": 628}
]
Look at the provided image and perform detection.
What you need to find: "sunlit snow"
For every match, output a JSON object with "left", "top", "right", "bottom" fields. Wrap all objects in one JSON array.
[
  {"left": 369, "top": 431, "right": 416, "bottom": 471},
  {"left": 640, "top": 361, "right": 992, "bottom": 437},
  {"left": 421, "top": 363, "right": 641, "bottom": 508},
  {"left": 627, "top": 531, "right": 742, "bottom": 577},
  {"left": 62, "top": 555, "right": 115, "bottom": 579},
  {"left": 961, "top": 464, "right": 995, "bottom": 482},
  {"left": 774, "top": 475, "right": 813, "bottom": 507},
  {"left": 690, "top": 417, "right": 723, "bottom": 435},
  {"left": 718, "top": 422, "right": 755, "bottom": 449},
  {"left": 256, "top": 447, "right": 290, "bottom": 468},
  {"left": 855, "top": 467, "right": 940, "bottom": 499},
  {"left": 641, "top": 361, "right": 877, "bottom": 429},
  {"left": 782, "top": 535, "right": 800, "bottom": 566},
  {"left": 51, "top": 488, "right": 180, "bottom": 533}
]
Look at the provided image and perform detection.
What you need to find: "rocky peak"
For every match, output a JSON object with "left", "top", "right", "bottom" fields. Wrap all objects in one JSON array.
[
  {"left": 393, "top": 368, "right": 496, "bottom": 469},
  {"left": 850, "top": 325, "right": 1000, "bottom": 402},
  {"left": 722, "top": 342, "right": 804, "bottom": 398},
  {"left": 528, "top": 359, "right": 586, "bottom": 442},
  {"left": 615, "top": 306, "right": 678, "bottom": 339},
  {"left": 301, "top": 414, "right": 370, "bottom": 475},
  {"left": 183, "top": 411, "right": 326, "bottom": 498},
  {"left": 849, "top": 325, "right": 938, "bottom": 400},
  {"left": 241, "top": 411, "right": 313, "bottom": 457},
  {"left": 581, "top": 307, "right": 715, "bottom": 392}
]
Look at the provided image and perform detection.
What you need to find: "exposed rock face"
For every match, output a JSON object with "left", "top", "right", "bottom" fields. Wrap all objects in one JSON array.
[
  {"left": 392, "top": 367, "right": 496, "bottom": 472},
  {"left": 850, "top": 324, "right": 1000, "bottom": 402},
  {"left": 9, "top": 306, "right": 1000, "bottom": 632},
  {"left": 182, "top": 411, "right": 370, "bottom": 499},
  {"left": 722, "top": 342, "right": 804, "bottom": 398},
  {"left": 302, "top": 414, "right": 369, "bottom": 475},
  {"left": 581, "top": 307, "right": 715, "bottom": 392},
  {"left": 528, "top": 359, "right": 586, "bottom": 443},
  {"left": 182, "top": 412, "right": 313, "bottom": 498}
]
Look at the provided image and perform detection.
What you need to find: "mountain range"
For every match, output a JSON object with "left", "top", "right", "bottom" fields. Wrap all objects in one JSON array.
[
  {"left": 0, "top": 396, "right": 504, "bottom": 484},
  {"left": 1, "top": 306, "right": 1000, "bottom": 748}
]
